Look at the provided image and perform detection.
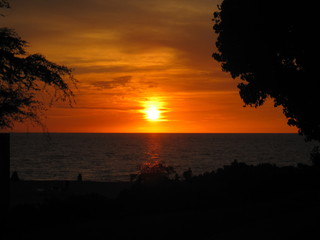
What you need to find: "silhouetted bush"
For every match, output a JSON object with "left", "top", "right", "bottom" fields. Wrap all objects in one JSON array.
[
  {"left": 182, "top": 168, "right": 192, "bottom": 181},
  {"left": 310, "top": 146, "right": 320, "bottom": 166},
  {"left": 9, "top": 160, "right": 320, "bottom": 240},
  {"left": 134, "top": 160, "right": 177, "bottom": 185}
]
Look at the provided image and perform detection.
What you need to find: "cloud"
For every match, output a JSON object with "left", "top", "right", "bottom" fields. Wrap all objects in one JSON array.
[
  {"left": 74, "top": 64, "right": 170, "bottom": 74},
  {"left": 91, "top": 76, "right": 132, "bottom": 89},
  {"left": 54, "top": 103, "right": 144, "bottom": 111},
  {"left": 4, "top": 0, "right": 233, "bottom": 106},
  {"left": 4, "top": 0, "right": 224, "bottom": 98},
  {"left": 5, "top": 0, "right": 220, "bottom": 69},
  {"left": 72, "top": 106, "right": 143, "bottom": 111}
]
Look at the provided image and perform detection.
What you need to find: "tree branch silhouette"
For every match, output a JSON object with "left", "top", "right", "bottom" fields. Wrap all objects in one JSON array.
[{"left": 213, "top": 0, "right": 319, "bottom": 142}]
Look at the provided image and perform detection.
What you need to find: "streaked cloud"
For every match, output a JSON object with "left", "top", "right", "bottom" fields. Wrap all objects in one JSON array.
[
  {"left": 91, "top": 76, "right": 132, "bottom": 89},
  {"left": 2, "top": 0, "right": 296, "bottom": 133}
]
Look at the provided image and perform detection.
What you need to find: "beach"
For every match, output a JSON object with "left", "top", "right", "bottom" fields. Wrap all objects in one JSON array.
[
  {"left": 6, "top": 162, "right": 320, "bottom": 240},
  {"left": 10, "top": 180, "right": 131, "bottom": 207}
]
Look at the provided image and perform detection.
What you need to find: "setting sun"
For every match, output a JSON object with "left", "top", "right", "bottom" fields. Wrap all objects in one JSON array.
[
  {"left": 145, "top": 106, "right": 160, "bottom": 121},
  {"left": 2, "top": 0, "right": 297, "bottom": 134},
  {"left": 141, "top": 99, "right": 167, "bottom": 123}
]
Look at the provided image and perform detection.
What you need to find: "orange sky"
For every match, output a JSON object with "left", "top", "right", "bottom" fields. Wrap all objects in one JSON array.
[{"left": 2, "top": 0, "right": 296, "bottom": 133}]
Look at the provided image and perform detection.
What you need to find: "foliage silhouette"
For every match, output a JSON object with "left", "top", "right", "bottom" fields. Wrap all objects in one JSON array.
[
  {"left": 1, "top": 1, "right": 75, "bottom": 129},
  {"left": 213, "top": 0, "right": 319, "bottom": 141},
  {"left": 182, "top": 167, "right": 192, "bottom": 181},
  {"left": 0, "top": 3, "right": 75, "bottom": 226},
  {"left": 310, "top": 146, "right": 320, "bottom": 167},
  {"left": 8, "top": 161, "right": 320, "bottom": 239},
  {"left": 0, "top": 0, "right": 9, "bottom": 15},
  {"left": 0, "top": 28, "right": 75, "bottom": 129},
  {"left": 134, "top": 160, "right": 176, "bottom": 185}
]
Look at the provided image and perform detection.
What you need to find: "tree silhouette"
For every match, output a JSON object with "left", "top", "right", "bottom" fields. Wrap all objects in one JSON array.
[
  {"left": 0, "top": 1, "right": 75, "bottom": 220},
  {"left": 0, "top": 0, "right": 9, "bottom": 17},
  {"left": 1, "top": 2, "right": 75, "bottom": 130},
  {"left": 213, "top": 0, "right": 319, "bottom": 141},
  {"left": 0, "top": 0, "right": 9, "bottom": 9},
  {"left": 0, "top": 27, "right": 75, "bottom": 129}
]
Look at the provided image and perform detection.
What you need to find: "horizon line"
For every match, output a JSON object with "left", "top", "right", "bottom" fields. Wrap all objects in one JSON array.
[{"left": 6, "top": 132, "right": 299, "bottom": 134}]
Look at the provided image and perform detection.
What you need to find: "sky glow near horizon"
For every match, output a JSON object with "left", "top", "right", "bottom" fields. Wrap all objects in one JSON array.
[{"left": 2, "top": 0, "right": 296, "bottom": 133}]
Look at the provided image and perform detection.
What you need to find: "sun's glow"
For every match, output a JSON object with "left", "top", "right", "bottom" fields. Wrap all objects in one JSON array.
[
  {"left": 145, "top": 106, "right": 160, "bottom": 121},
  {"left": 141, "top": 99, "right": 167, "bottom": 122}
]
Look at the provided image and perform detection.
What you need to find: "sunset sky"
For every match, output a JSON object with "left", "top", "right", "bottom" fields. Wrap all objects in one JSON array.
[{"left": 2, "top": 0, "right": 296, "bottom": 133}]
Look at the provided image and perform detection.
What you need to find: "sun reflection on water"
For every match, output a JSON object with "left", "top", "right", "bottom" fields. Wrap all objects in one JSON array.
[{"left": 144, "top": 133, "right": 161, "bottom": 162}]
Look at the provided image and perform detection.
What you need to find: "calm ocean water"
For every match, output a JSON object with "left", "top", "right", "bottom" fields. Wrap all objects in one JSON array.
[{"left": 10, "top": 133, "right": 315, "bottom": 182}]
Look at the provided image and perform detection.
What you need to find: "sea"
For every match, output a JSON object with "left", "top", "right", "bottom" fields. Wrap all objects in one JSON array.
[{"left": 10, "top": 133, "right": 316, "bottom": 182}]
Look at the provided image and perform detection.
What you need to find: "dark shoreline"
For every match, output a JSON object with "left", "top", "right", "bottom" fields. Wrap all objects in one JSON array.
[
  {"left": 10, "top": 180, "right": 131, "bottom": 206},
  {"left": 6, "top": 162, "right": 320, "bottom": 240}
]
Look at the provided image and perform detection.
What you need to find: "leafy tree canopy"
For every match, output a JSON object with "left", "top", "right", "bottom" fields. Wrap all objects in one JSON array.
[
  {"left": 0, "top": 1, "right": 75, "bottom": 129},
  {"left": 0, "top": 0, "right": 9, "bottom": 8},
  {"left": 213, "top": 0, "right": 319, "bottom": 141},
  {"left": 0, "top": 27, "right": 75, "bottom": 129},
  {"left": 0, "top": 0, "right": 9, "bottom": 16}
]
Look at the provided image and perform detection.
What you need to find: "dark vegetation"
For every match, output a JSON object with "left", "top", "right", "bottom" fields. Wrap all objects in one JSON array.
[
  {"left": 5, "top": 161, "right": 320, "bottom": 240},
  {"left": 0, "top": 2, "right": 75, "bottom": 229},
  {"left": 213, "top": 0, "right": 320, "bottom": 142},
  {"left": 1, "top": 0, "right": 75, "bottom": 129},
  {"left": 0, "top": 27, "right": 75, "bottom": 129},
  {"left": 2, "top": 0, "right": 320, "bottom": 238}
]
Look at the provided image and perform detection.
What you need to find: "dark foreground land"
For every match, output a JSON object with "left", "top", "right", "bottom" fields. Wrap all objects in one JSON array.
[{"left": 4, "top": 161, "right": 320, "bottom": 240}]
